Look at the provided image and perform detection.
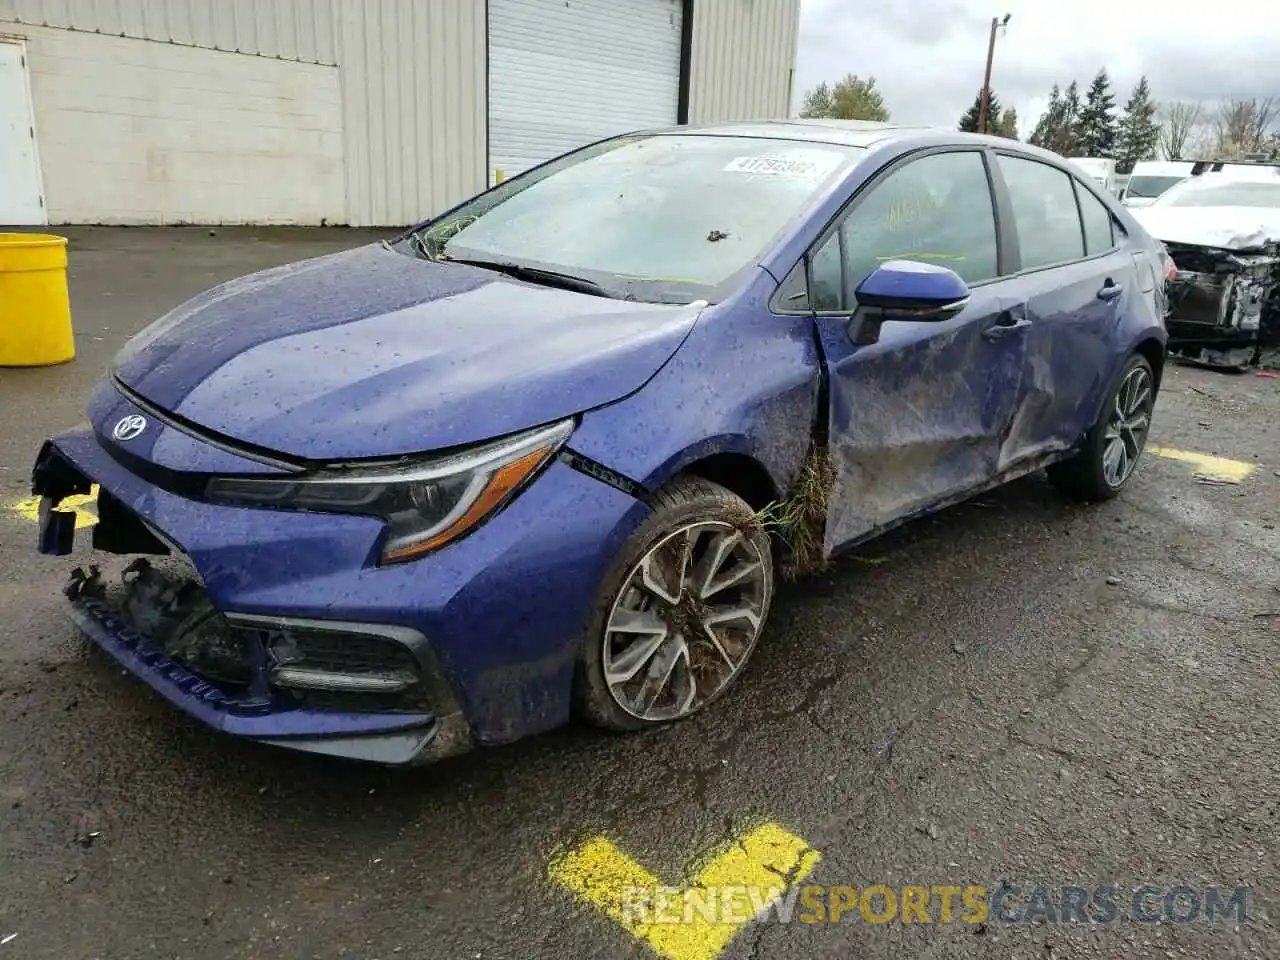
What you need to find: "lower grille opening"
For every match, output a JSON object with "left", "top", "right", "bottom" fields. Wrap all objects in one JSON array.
[
  {"left": 94, "top": 557, "right": 430, "bottom": 715},
  {"left": 256, "top": 624, "right": 429, "bottom": 713}
]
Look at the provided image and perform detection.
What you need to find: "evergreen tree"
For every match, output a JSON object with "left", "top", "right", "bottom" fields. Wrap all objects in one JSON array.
[
  {"left": 958, "top": 89, "right": 999, "bottom": 132},
  {"left": 1077, "top": 69, "right": 1119, "bottom": 156},
  {"left": 1029, "top": 84, "right": 1063, "bottom": 148},
  {"left": 958, "top": 89, "right": 1017, "bottom": 138},
  {"left": 1057, "top": 81, "right": 1084, "bottom": 155},
  {"left": 1116, "top": 76, "right": 1159, "bottom": 173}
]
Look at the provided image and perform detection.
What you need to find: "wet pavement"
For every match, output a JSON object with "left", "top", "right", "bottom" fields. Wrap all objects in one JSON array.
[{"left": 1, "top": 228, "right": 1278, "bottom": 960}]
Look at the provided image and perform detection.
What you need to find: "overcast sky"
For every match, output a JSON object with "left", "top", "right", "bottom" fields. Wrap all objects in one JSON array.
[{"left": 792, "top": 0, "right": 1280, "bottom": 136}]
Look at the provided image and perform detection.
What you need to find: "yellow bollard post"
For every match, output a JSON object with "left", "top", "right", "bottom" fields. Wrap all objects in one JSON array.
[{"left": 0, "top": 233, "right": 75, "bottom": 366}]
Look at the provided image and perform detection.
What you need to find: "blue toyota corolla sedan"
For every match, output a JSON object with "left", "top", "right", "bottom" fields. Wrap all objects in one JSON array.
[{"left": 32, "top": 121, "right": 1169, "bottom": 765}]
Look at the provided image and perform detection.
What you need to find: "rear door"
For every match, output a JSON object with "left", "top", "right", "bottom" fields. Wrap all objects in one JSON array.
[
  {"left": 989, "top": 153, "right": 1134, "bottom": 458},
  {"left": 794, "top": 148, "right": 1033, "bottom": 554}
]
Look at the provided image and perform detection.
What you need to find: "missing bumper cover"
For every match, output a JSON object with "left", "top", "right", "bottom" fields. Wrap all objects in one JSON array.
[{"left": 1165, "top": 242, "right": 1280, "bottom": 367}]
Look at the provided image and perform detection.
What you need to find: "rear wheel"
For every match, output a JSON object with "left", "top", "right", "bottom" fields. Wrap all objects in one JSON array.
[
  {"left": 1048, "top": 353, "right": 1155, "bottom": 501},
  {"left": 574, "top": 476, "right": 773, "bottom": 732}
]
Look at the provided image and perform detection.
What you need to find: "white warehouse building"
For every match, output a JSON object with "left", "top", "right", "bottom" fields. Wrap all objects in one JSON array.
[{"left": 0, "top": 0, "right": 801, "bottom": 227}]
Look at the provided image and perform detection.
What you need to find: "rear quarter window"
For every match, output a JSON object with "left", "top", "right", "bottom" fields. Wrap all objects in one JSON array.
[{"left": 1074, "top": 182, "right": 1116, "bottom": 255}]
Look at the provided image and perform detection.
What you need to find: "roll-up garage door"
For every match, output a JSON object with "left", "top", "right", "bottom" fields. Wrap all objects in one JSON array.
[{"left": 487, "top": 0, "right": 684, "bottom": 185}]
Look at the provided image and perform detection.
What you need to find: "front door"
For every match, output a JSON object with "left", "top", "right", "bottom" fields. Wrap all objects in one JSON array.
[
  {"left": 805, "top": 149, "right": 1031, "bottom": 555},
  {"left": 0, "top": 40, "right": 45, "bottom": 225}
]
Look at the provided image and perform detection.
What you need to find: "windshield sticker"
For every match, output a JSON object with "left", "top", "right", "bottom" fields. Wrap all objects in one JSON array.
[{"left": 724, "top": 152, "right": 844, "bottom": 181}]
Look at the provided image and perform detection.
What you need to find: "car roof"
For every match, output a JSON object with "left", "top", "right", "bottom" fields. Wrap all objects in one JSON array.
[
  {"left": 647, "top": 120, "right": 1079, "bottom": 165},
  {"left": 1130, "top": 160, "right": 1195, "bottom": 175},
  {"left": 1189, "top": 165, "right": 1280, "bottom": 184},
  {"left": 660, "top": 119, "right": 952, "bottom": 149}
]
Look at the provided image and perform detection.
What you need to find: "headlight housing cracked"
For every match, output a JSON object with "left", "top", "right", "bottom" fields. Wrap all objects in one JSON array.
[{"left": 205, "top": 419, "right": 574, "bottom": 565}]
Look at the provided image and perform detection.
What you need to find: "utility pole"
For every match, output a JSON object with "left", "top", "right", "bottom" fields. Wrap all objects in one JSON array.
[{"left": 977, "top": 13, "right": 1011, "bottom": 135}]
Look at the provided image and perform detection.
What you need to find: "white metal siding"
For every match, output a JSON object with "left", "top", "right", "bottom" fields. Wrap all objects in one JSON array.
[
  {"left": 487, "top": 0, "right": 683, "bottom": 184},
  {"left": 687, "top": 0, "right": 799, "bottom": 124},
  {"left": 337, "top": 0, "right": 486, "bottom": 227},
  {"left": 0, "top": 0, "right": 338, "bottom": 64},
  {"left": 0, "top": 38, "right": 46, "bottom": 223},
  {"left": 13, "top": 22, "right": 344, "bottom": 224}
]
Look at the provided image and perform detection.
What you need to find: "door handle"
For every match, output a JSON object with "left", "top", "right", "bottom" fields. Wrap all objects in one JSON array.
[
  {"left": 982, "top": 317, "right": 1032, "bottom": 341},
  {"left": 1097, "top": 279, "right": 1123, "bottom": 301}
]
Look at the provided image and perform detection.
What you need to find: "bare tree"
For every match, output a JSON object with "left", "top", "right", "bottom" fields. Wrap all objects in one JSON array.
[
  {"left": 1157, "top": 101, "right": 1202, "bottom": 159},
  {"left": 1213, "top": 97, "right": 1279, "bottom": 157}
]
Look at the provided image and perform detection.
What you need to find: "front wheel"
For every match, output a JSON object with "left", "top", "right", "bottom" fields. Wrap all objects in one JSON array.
[
  {"left": 1048, "top": 353, "right": 1156, "bottom": 501},
  {"left": 574, "top": 476, "right": 774, "bottom": 732}
]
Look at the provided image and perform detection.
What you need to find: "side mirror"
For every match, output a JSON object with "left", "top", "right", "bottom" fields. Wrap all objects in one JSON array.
[{"left": 848, "top": 260, "right": 971, "bottom": 346}]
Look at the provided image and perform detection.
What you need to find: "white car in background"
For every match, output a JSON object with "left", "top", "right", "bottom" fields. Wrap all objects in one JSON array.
[
  {"left": 1120, "top": 160, "right": 1194, "bottom": 207},
  {"left": 1130, "top": 165, "right": 1280, "bottom": 369},
  {"left": 1067, "top": 157, "right": 1118, "bottom": 194}
]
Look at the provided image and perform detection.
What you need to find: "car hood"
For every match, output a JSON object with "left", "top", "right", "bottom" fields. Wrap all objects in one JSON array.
[
  {"left": 113, "top": 243, "right": 704, "bottom": 461},
  {"left": 1130, "top": 206, "right": 1280, "bottom": 251}
]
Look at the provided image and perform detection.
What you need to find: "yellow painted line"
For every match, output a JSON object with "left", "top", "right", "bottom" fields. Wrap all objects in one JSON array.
[
  {"left": 1148, "top": 447, "right": 1255, "bottom": 483},
  {"left": 9, "top": 485, "right": 99, "bottom": 529},
  {"left": 549, "top": 822, "right": 820, "bottom": 960}
]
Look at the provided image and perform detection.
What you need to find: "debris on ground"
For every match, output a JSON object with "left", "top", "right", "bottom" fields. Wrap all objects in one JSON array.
[
  {"left": 1194, "top": 474, "right": 1241, "bottom": 486},
  {"left": 71, "top": 831, "right": 101, "bottom": 849},
  {"left": 1106, "top": 575, "right": 1122, "bottom": 585},
  {"left": 1, "top": 934, "right": 17, "bottom": 947}
]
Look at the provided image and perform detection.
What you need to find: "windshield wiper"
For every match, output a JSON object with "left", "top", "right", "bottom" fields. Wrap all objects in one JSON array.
[{"left": 442, "top": 256, "right": 612, "bottom": 298}]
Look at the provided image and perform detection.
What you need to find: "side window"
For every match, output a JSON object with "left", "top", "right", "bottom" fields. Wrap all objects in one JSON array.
[
  {"left": 806, "top": 150, "right": 999, "bottom": 312},
  {"left": 1075, "top": 181, "right": 1116, "bottom": 255},
  {"left": 996, "top": 155, "right": 1085, "bottom": 270}
]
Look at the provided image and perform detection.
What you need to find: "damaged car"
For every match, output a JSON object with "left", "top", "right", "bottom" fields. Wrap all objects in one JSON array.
[
  {"left": 32, "top": 122, "right": 1168, "bottom": 765},
  {"left": 1130, "top": 166, "right": 1280, "bottom": 369}
]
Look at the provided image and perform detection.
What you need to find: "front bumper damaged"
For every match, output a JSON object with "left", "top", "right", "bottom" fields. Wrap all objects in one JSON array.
[
  {"left": 1163, "top": 241, "right": 1280, "bottom": 369},
  {"left": 33, "top": 444, "right": 473, "bottom": 766}
]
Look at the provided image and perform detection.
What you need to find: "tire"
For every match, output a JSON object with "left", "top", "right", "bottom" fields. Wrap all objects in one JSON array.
[
  {"left": 574, "top": 475, "right": 774, "bottom": 732},
  {"left": 1048, "top": 353, "right": 1156, "bottom": 501}
]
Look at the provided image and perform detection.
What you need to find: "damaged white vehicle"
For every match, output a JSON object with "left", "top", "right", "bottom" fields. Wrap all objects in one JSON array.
[{"left": 1131, "top": 166, "right": 1280, "bottom": 369}]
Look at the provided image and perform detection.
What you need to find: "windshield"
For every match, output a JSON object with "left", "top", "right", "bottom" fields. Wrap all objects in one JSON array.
[
  {"left": 1156, "top": 180, "right": 1280, "bottom": 209},
  {"left": 1125, "top": 175, "right": 1185, "bottom": 199},
  {"left": 403, "top": 134, "right": 865, "bottom": 303}
]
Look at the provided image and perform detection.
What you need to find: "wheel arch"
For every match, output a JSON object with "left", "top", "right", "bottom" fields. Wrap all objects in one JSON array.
[{"left": 1132, "top": 334, "right": 1167, "bottom": 393}]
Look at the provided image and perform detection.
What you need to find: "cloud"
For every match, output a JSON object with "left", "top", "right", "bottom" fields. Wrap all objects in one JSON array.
[{"left": 793, "top": 0, "right": 1280, "bottom": 135}]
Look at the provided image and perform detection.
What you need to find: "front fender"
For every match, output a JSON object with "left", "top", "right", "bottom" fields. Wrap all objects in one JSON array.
[{"left": 566, "top": 274, "right": 822, "bottom": 497}]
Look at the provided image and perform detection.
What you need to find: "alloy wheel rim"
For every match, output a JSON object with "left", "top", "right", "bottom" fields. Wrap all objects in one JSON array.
[
  {"left": 602, "top": 521, "right": 771, "bottom": 722},
  {"left": 1102, "top": 365, "right": 1152, "bottom": 488}
]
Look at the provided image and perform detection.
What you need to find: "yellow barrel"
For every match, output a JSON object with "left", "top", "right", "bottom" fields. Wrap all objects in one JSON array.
[{"left": 0, "top": 233, "right": 75, "bottom": 366}]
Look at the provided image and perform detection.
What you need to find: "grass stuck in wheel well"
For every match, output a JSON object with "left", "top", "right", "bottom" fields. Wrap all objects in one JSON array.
[{"left": 755, "top": 445, "right": 835, "bottom": 581}]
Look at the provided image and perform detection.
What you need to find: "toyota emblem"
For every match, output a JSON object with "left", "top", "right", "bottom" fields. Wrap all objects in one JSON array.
[{"left": 112, "top": 414, "right": 147, "bottom": 442}]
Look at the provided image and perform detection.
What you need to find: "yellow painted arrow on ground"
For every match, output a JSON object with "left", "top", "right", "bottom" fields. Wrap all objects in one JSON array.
[
  {"left": 549, "top": 822, "right": 820, "bottom": 960},
  {"left": 8, "top": 485, "right": 100, "bottom": 529}
]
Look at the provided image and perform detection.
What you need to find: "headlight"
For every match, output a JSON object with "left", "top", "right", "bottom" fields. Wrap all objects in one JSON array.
[{"left": 205, "top": 419, "right": 573, "bottom": 564}]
